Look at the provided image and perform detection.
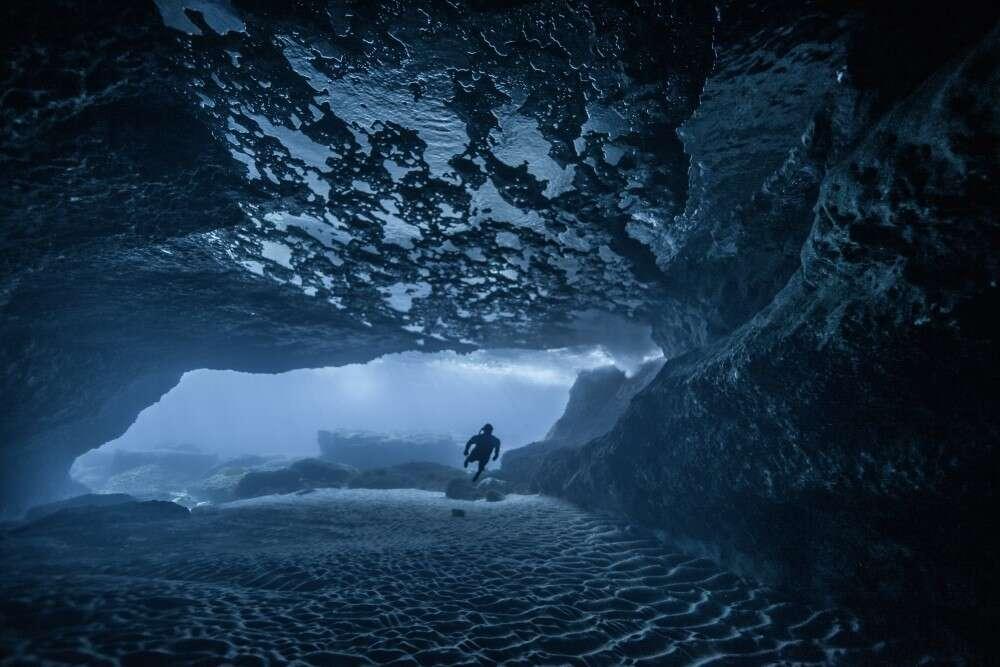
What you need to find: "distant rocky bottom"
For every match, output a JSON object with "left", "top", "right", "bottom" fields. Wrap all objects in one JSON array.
[{"left": 65, "top": 445, "right": 512, "bottom": 508}]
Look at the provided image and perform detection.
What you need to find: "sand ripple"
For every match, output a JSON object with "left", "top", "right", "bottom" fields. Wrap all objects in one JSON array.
[{"left": 0, "top": 489, "right": 912, "bottom": 664}]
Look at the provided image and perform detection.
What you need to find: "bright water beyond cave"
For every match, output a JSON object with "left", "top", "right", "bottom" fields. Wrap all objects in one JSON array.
[{"left": 70, "top": 346, "right": 654, "bottom": 499}]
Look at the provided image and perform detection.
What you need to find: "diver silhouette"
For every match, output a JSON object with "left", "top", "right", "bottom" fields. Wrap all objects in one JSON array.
[{"left": 463, "top": 423, "right": 501, "bottom": 483}]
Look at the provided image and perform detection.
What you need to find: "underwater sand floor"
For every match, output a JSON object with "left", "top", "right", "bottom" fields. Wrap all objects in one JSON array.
[{"left": 1, "top": 489, "right": 891, "bottom": 665}]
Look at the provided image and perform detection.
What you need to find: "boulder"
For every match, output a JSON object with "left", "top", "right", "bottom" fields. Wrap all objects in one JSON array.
[
  {"left": 190, "top": 455, "right": 292, "bottom": 503},
  {"left": 24, "top": 493, "right": 136, "bottom": 522},
  {"left": 476, "top": 477, "right": 511, "bottom": 494},
  {"left": 72, "top": 448, "right": 219, "bottom": 494},
  {"left": 230, "top": 458, "right": 358, "bottom": 500},
  {"left": 318, "top": 431, "right": 463, "bottom": 469},
  {"left": 233, "top": 468, "right": 304, "bottom": 499},
  {"left": 106, "top": 449, "right": 217, "bottom": 479},
  {"left": 501, "top": 359, "right": 663, "bottom": 488},
  {"left": 100, "top": 463, "right": 184, "bottom": 497},
  {"left": 444, "top": 478, "right": 481, "bottom": 501},
  {"left": 288, "top": 458, "right": 356, "bottom": 487},
  {"left": 349, "top": 462, "right": 465, "bottom": 492},
  {"left": 484, "top": 490, "right": 504, "bottom": 502},
  {"left": 188, "top": 469, "right": 246, "bottom": 504}
]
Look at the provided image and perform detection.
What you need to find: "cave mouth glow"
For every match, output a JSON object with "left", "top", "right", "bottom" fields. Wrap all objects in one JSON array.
[{"left": 70, "top": 345, "right": 660, "bottom": 500}]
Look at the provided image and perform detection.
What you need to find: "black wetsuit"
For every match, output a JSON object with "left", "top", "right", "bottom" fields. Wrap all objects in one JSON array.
[{"left": 464, "top": 433, "right": 501, "bottom": 482}]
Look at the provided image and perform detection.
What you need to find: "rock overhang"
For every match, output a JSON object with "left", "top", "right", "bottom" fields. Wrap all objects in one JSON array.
[
  {"left": 1, "top": 0, "right": 727, "bottom": 512},
  {"left": 144, "top": 0, "right": 721, "bottom": 350}
]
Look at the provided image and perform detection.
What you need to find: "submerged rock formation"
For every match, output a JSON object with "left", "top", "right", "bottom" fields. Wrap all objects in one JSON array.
[
  {"left": 1, "top": 0, "right": 997, "bottom": 651},
  {"left": 188, "top": 455, "right": 289, "bottom": 502},
  {"left": 17, "top": 499, "right": 190, "bottom": 534},
  {"left": 22, "top": 493, "right": 136, "bottom": 522},
  {"left": 72, "top": 447, "right": 220, "bottom": 496},
  {"left": 233, "top": 457, "right": 357, "bottom": 499},
  {"left": 229, "top": 458, "right": 472, "bottom": 500},
  {"left": 350, "top": 462, "right": 468, "bottom": 493},
  {"left": 318, "top": 430, "right": 462, "bottom": 469},
  {"left": 444, "top": 476, "right": 506, "bottom": 501},
  {"left": 501, "top": 358, "right": 663, "bottom": 485}
]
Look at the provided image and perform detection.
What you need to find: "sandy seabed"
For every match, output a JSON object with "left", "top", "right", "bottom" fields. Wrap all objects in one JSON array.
[{"left": 1, "top": 489, "right": 895, "bottom": 665}]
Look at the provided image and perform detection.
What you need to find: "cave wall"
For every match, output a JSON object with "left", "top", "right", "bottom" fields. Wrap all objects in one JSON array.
[
  {"left": 501, "top": 359, "right": 663, "bottom": 484},
  {"left": 537, "top": 19, "right": 999, "bottom": 644}
]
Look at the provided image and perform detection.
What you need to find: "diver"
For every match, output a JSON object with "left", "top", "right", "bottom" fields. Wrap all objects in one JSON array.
[{"left": 463, "top": 423, "right": 501, "bottom": 483}]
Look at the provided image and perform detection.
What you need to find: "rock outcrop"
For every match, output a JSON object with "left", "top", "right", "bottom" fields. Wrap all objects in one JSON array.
[
  {"left": 72, "top": 447, "right": 221, "bottom": 499},
  {"left": 22, "top": 493, "right": 136, "bottom": 522},
  {"left": 233, "top": 468, "right": 306, "bottom": 499},
  {"left": 318, "top": 431, "right": 462, "bottom": 470},
  {"left": 189, "top": 455, "right": 289, "bottom": 502},
  {"left": 230, "top": 459, "right": 472, "bottom": 500},
  {"left": 349, "top": 462, "right": 467, "bottom": 493},
  {"left": 502, "top": 359, "right": 663, "bottom": 485},
  {"left": 72, "top": 447, "right": 216, "bottom": 489},
  {"left": 233, "top": 458, "right": 356, "bottom": 499}
]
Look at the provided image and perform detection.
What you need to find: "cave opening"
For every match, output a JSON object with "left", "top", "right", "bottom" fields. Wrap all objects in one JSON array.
[{"left": 67, "top": 345, "right": 652, "bottom": 505}]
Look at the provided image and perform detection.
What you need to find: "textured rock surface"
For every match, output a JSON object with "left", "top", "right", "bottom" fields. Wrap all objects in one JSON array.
[
  {"left": 22, "top": 493, "right": 136, "bottom": 522},
  {"left": 318, "top": 430, "right": 462, "bottom": 469},
  {"left": 501, "top": 358, "right": 663, "bottom": 485},
  {"left": 16, "top": 500, "right": 190, "bottom": 533},
  {"left": 232, "top": 468, "right": 305, "bottom": 499},
  {"left": 350, "top": 462, "right": 467, "bottom": 493},
  {"left": 443, "top": 477, "right": 487, "bottom": 501},
  {"left": 537, "top": 16, "right": 1000, "bottom": 647},
  {"left": 72, "top": 447, "right": 219, "bottom": 493},
  {"left": 545, "top": 360, "right": 666, "bottom": 447},
  {"left": 232, "top": 457, "right": 356, "bottom": 499}
]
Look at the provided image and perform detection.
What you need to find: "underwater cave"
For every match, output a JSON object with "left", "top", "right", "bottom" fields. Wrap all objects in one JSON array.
[{"left": 1, "top": 0, "right": 998, "bottom": 663}]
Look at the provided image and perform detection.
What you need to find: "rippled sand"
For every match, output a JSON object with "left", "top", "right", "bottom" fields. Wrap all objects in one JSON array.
[{"left": 1, "top": 490, "right": 898, "bottom": 665}]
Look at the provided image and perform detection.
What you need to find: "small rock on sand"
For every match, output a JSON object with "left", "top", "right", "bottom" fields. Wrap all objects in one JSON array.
[{"left": 445, "top": 478, "right": 479, "bottom": 500}]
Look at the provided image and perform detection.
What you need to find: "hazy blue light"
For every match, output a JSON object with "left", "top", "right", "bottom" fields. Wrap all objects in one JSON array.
[{"left": 97, "top": 347, "right": 624, "bottom": 458}]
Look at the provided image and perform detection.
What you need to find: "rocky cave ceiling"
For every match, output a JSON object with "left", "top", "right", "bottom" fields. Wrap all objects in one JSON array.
[
  {"left": 1, "top": 0, "right": 734, "bottom": 505},
  {"left": 4, "top": 0, "right": 721, "bottom": 350}
]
